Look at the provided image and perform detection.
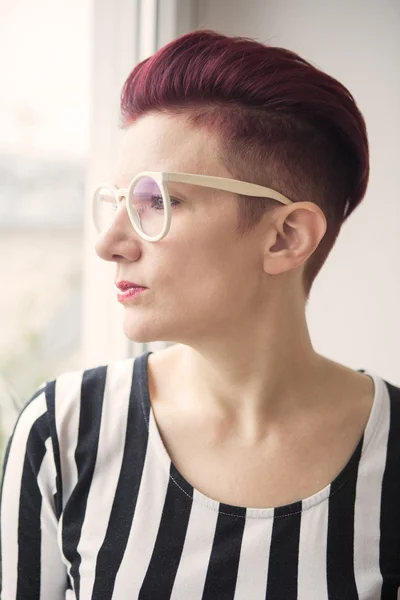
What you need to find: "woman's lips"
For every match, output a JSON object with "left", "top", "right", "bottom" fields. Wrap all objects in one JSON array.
[{"left": 117, "top": 287, "right": 147, "bottom": 302}]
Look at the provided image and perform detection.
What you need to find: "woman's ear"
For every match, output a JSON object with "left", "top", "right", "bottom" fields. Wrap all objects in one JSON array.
[{"left": 263, "top": 202, "right": 327, "bottom": 275}]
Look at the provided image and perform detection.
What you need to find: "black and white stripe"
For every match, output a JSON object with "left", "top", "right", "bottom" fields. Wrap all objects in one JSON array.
[
  {"left": 380, "top": 381, "right": 400, "bottom": 600},
  {"left": 1, "top": 352, "right": 400, "bottom": 599},
  {"left": 1, "top": 387, "right": 67, "bottom": 599}
]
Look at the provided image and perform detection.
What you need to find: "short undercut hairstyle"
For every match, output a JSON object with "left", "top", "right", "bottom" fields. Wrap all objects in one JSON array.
[{"left": 120, "top": 30, "right": 369, "bottom": 297}]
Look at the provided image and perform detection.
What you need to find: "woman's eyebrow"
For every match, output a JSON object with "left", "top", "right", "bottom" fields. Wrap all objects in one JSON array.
[{"left": 166, "top": 182, "right": 191, "bottom": 200}]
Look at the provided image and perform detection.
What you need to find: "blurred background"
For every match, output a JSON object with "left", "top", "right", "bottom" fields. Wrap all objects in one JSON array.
[
  {"left": 0, "top": 0, "right": 399, "bottom": 464},
  {"left": 0, "top": 0, "right": 90, "bottom": 462}
]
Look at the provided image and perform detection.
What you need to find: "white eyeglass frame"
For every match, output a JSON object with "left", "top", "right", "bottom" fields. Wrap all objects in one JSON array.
[{"left": 93, "top": 170, "right": 294, "bottom": 242}]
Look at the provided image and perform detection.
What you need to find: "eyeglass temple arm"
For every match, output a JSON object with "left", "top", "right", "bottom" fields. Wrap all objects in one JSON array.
[{"left": 167, "top": 173, "right": 293, "bottom": 205}]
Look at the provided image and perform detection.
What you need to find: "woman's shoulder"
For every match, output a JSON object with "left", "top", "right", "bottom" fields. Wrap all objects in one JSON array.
[
  {"left": 51, "top": 354, "right": 144, "bottom": 410},
  {"left": 18, "top": 355, "right": 149, "bottom": 442}
]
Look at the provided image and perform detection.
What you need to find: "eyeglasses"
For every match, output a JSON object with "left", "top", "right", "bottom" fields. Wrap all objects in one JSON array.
[{"left": 92, "top": 171, "right": 294, "bottom": 242}]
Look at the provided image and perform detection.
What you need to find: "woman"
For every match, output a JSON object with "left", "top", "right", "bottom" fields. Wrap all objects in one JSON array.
[{"left": 1, "top": 29, "right": 399, "bottom": 600}]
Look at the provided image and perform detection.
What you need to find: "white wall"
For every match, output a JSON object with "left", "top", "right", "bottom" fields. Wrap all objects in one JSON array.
[{"left": 197, "top": 0, "right": 400, "bottom": 384}]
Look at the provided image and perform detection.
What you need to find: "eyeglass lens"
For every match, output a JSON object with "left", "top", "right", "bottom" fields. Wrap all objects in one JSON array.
[{"left": 94, "top": 176, "right": 167, "bottom": 237}]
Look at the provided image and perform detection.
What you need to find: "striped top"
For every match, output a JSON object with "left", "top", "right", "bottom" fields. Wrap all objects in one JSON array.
[{"left": 1, "top": 351, "right": 400, "bottom": 599}]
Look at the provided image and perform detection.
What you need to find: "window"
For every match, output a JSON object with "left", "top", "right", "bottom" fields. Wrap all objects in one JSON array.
[{"left": 0, "top": 0, "right": 91, "bottom": 454}]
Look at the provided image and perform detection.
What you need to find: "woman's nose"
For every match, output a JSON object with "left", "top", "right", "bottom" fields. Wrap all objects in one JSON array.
[{"left": 94, "top": 203, "right": 142, "bottom": 263}]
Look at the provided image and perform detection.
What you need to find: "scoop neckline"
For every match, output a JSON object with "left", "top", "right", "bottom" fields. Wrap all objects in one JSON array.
[{"left": 137, "top": 351, "right": 385, "bottom": 519}]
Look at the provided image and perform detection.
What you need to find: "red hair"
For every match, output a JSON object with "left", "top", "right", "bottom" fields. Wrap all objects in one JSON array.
[{"left": 120, "top": 30, "right": 369, "bottom": 296}]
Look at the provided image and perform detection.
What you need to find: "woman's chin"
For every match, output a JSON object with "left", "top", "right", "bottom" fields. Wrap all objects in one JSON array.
[
  {"left": 123, "top": 325, "right": 156, "bottom": 345},
  {"left": 122, "top": 315, "right": 163, "bottom": 345}
]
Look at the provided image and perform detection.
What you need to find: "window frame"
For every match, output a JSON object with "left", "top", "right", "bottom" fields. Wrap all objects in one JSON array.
[{"left": 83, "top": 0, "right": 198, "bottom": 367}]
